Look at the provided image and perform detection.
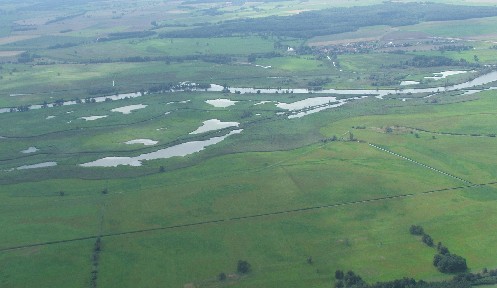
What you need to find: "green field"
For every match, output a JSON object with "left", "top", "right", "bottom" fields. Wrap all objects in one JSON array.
[{"left": 1, "top": 0, "right": 497, "bottom": 287}]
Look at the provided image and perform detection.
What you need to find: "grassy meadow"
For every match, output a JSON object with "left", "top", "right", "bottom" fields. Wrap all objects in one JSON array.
[
  {"left": 1, "top": 85, "right": 497, "bottom": 287},
  {"left": 1, "top": 0, "right": 497, "bottom": 287}
]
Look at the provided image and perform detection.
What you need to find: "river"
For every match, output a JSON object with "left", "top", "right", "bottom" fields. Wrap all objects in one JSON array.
[{"left": 2, "top": 70, "right": 497, "bottom": 113}]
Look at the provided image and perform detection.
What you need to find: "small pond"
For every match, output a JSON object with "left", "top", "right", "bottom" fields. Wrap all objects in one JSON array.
[
  {"left": 206, "top": 99, "right": 237, "bottom": 108},
  {"left": 17, "top": 162, "right": 57, "bottom": 170},
  {"left": 111, "top": 104, "right": 147, "bottom": 114},
  {"left": 21, "top": 147, "right": 38, "bottom": 154},
  {"left": 81, "top": 115, "right": 108, "bottom": 121},
  {"left": 190, "top": 119, "right": 240, "bottom": 134},
  {"left": 125, "top": 139, "right": 159, "bottom": 146}
]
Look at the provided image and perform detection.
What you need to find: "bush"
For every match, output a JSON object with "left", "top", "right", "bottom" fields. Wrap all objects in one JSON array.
[
  {"left": 344, "top": 271, "right": 365, "bottom": 287},
  {"left": 409, "top": 225, "right": 424, "bottom": 235},
  {"left": 437, "top": 242, "right": 450, "bottom": 255},
  {"left": 218, "top": 272, "right": 226, "bottom": 281},
  {"left": 422, "top": 234, "right": 434, "bottom": 247},
  {"left": 237, "top": 260, "right": 251, "bottom": 274},
  {"left": 433, "top": 253, "right": 467, "bottom": 273}
]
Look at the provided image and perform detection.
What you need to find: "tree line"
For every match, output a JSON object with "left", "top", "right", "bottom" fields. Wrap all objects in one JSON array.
[
  {"left": 334, "top": 268, "right": 497, "bottom": 288},
  {"left": 333, "top": 224, "right": 497, "bottom": 288},
  {"left": 97, "top": 31, "right": 156, "bottom": 42}
]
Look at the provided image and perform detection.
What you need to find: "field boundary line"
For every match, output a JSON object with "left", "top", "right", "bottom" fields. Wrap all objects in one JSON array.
[
  {"left": 404, "top": 126, "right": 496, "bottom": 138},
  {"left": 2, "top": 182, "right": 495, "bottom": 253},
  {"left": 368, "top": 143, "right": 472, "bottom": 184}
]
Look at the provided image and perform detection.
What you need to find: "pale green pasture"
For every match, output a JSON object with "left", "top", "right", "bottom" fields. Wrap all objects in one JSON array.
[
  {"left": 96, "top": 141, "right": 459, "bottom": 234},
  {"left": 308, "top": 25, "right": 395, "bottom": 45},
  {"left": 0, "top": 138, "right": 459, "bottom": 246},
  {"left": 321, "top": 90, "right": 497, "bottom": 183},
  {"left": 98, "top": 186, "right": 497, "bottom": 287},
  {"left": 41, "top": 36, "right": 276, "bottom": 61},
  {"left": 134, "top": 36, "right": 276, "bottom": 56},
  {"left": 255, "top": 56, "right": 325, "bottom": 72},
  {"left": 401, "top": 16, "right": 497, "bottom": 38},
  {"left": 409, "top": 48, "right": 497, "bottom": 65},
  {"left": 339, "top": 53, "right": 412, "bottom": 72},
  {"left": 0, "top": 240, "right": 93, "bottom": 288},
  {"left": 2, "top": 181, "right": 496, "bottom": 287}
]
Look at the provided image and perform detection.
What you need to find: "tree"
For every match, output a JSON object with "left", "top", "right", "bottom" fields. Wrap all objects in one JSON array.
[
  {"left": 409, "top": 225, "right": 424, "bottom": 235},
  {"left": 422, "top": 234, "right": 434, "bottom": 247},
  {"left": 241, "top": 111, "right": 253, "bottom": 119},
  {"left": 54, "top": 98, "right": 65, "bottom": 106},
  {"left": 344, "top": 270, "right": 365, "bottom": 287},
  {"left": 307, "top": 256, "right": 313, "bottom": 264},
  {"left": 437, "top": 243, "right": 450, "bottom": 255},
  {"left": 433, "top": 253, "right": 467, "bottom": 273},
  {"left": 218, "top": 272, "right": 226, "bottom": 281},
  {"left": 349, "top": 132, "right": 355, "bottom": 141},
  {"left": 237, "top": 260, "right": 251, "bottom": 274},
  {"left": 335, "top": 270, "right": 344, "bottom": 280}
]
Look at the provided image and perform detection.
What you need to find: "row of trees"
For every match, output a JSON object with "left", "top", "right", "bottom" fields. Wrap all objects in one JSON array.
[
  {"left": 90, "top": 237, "right": 102, "bottom": 288},
  {"left": 70, "top": 54, "right": 233, "bottom": 65},
  {"left": 15, "top": 51, "right": 234, "bottom": 65},
  {"left": 147, "top": 82, "right": 211, "bottom": 94},
  {"left": 17, "top": 52, "right": 40, "bottom": 63},
  {"left": 438, "top": 45, "right": 473, "bottom": 52},
  {"left": 247, "top": 51, "right": 282, "bottom": 63},
  {"left": 97, "top": 31, "right": 156, "bottom": 42},
  {"left": 10, "top": 105, "right": 31, "bottom": 112},
  {"left": 335, "top": 268, "right": 497, "bottom": 288},
  {"left": 47, "top": 42, "right": 80, "bottom": 49},
  {"left": 388, "top": 55, "right": 476, "bottom": 69},
  {"left": 409, "top": 225, "right": 467, "bottom": 273}
]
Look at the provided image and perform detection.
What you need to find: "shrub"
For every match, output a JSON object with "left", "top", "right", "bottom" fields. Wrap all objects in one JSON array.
[
  {"left": 237, "top": 260, "right": 251, "bottom": 274},
  {"left": 433, "top": 253, "right": 467, "bottom": 273},
  {"left": 409, "top": 225, "right": 424, "bottom": 235}
]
